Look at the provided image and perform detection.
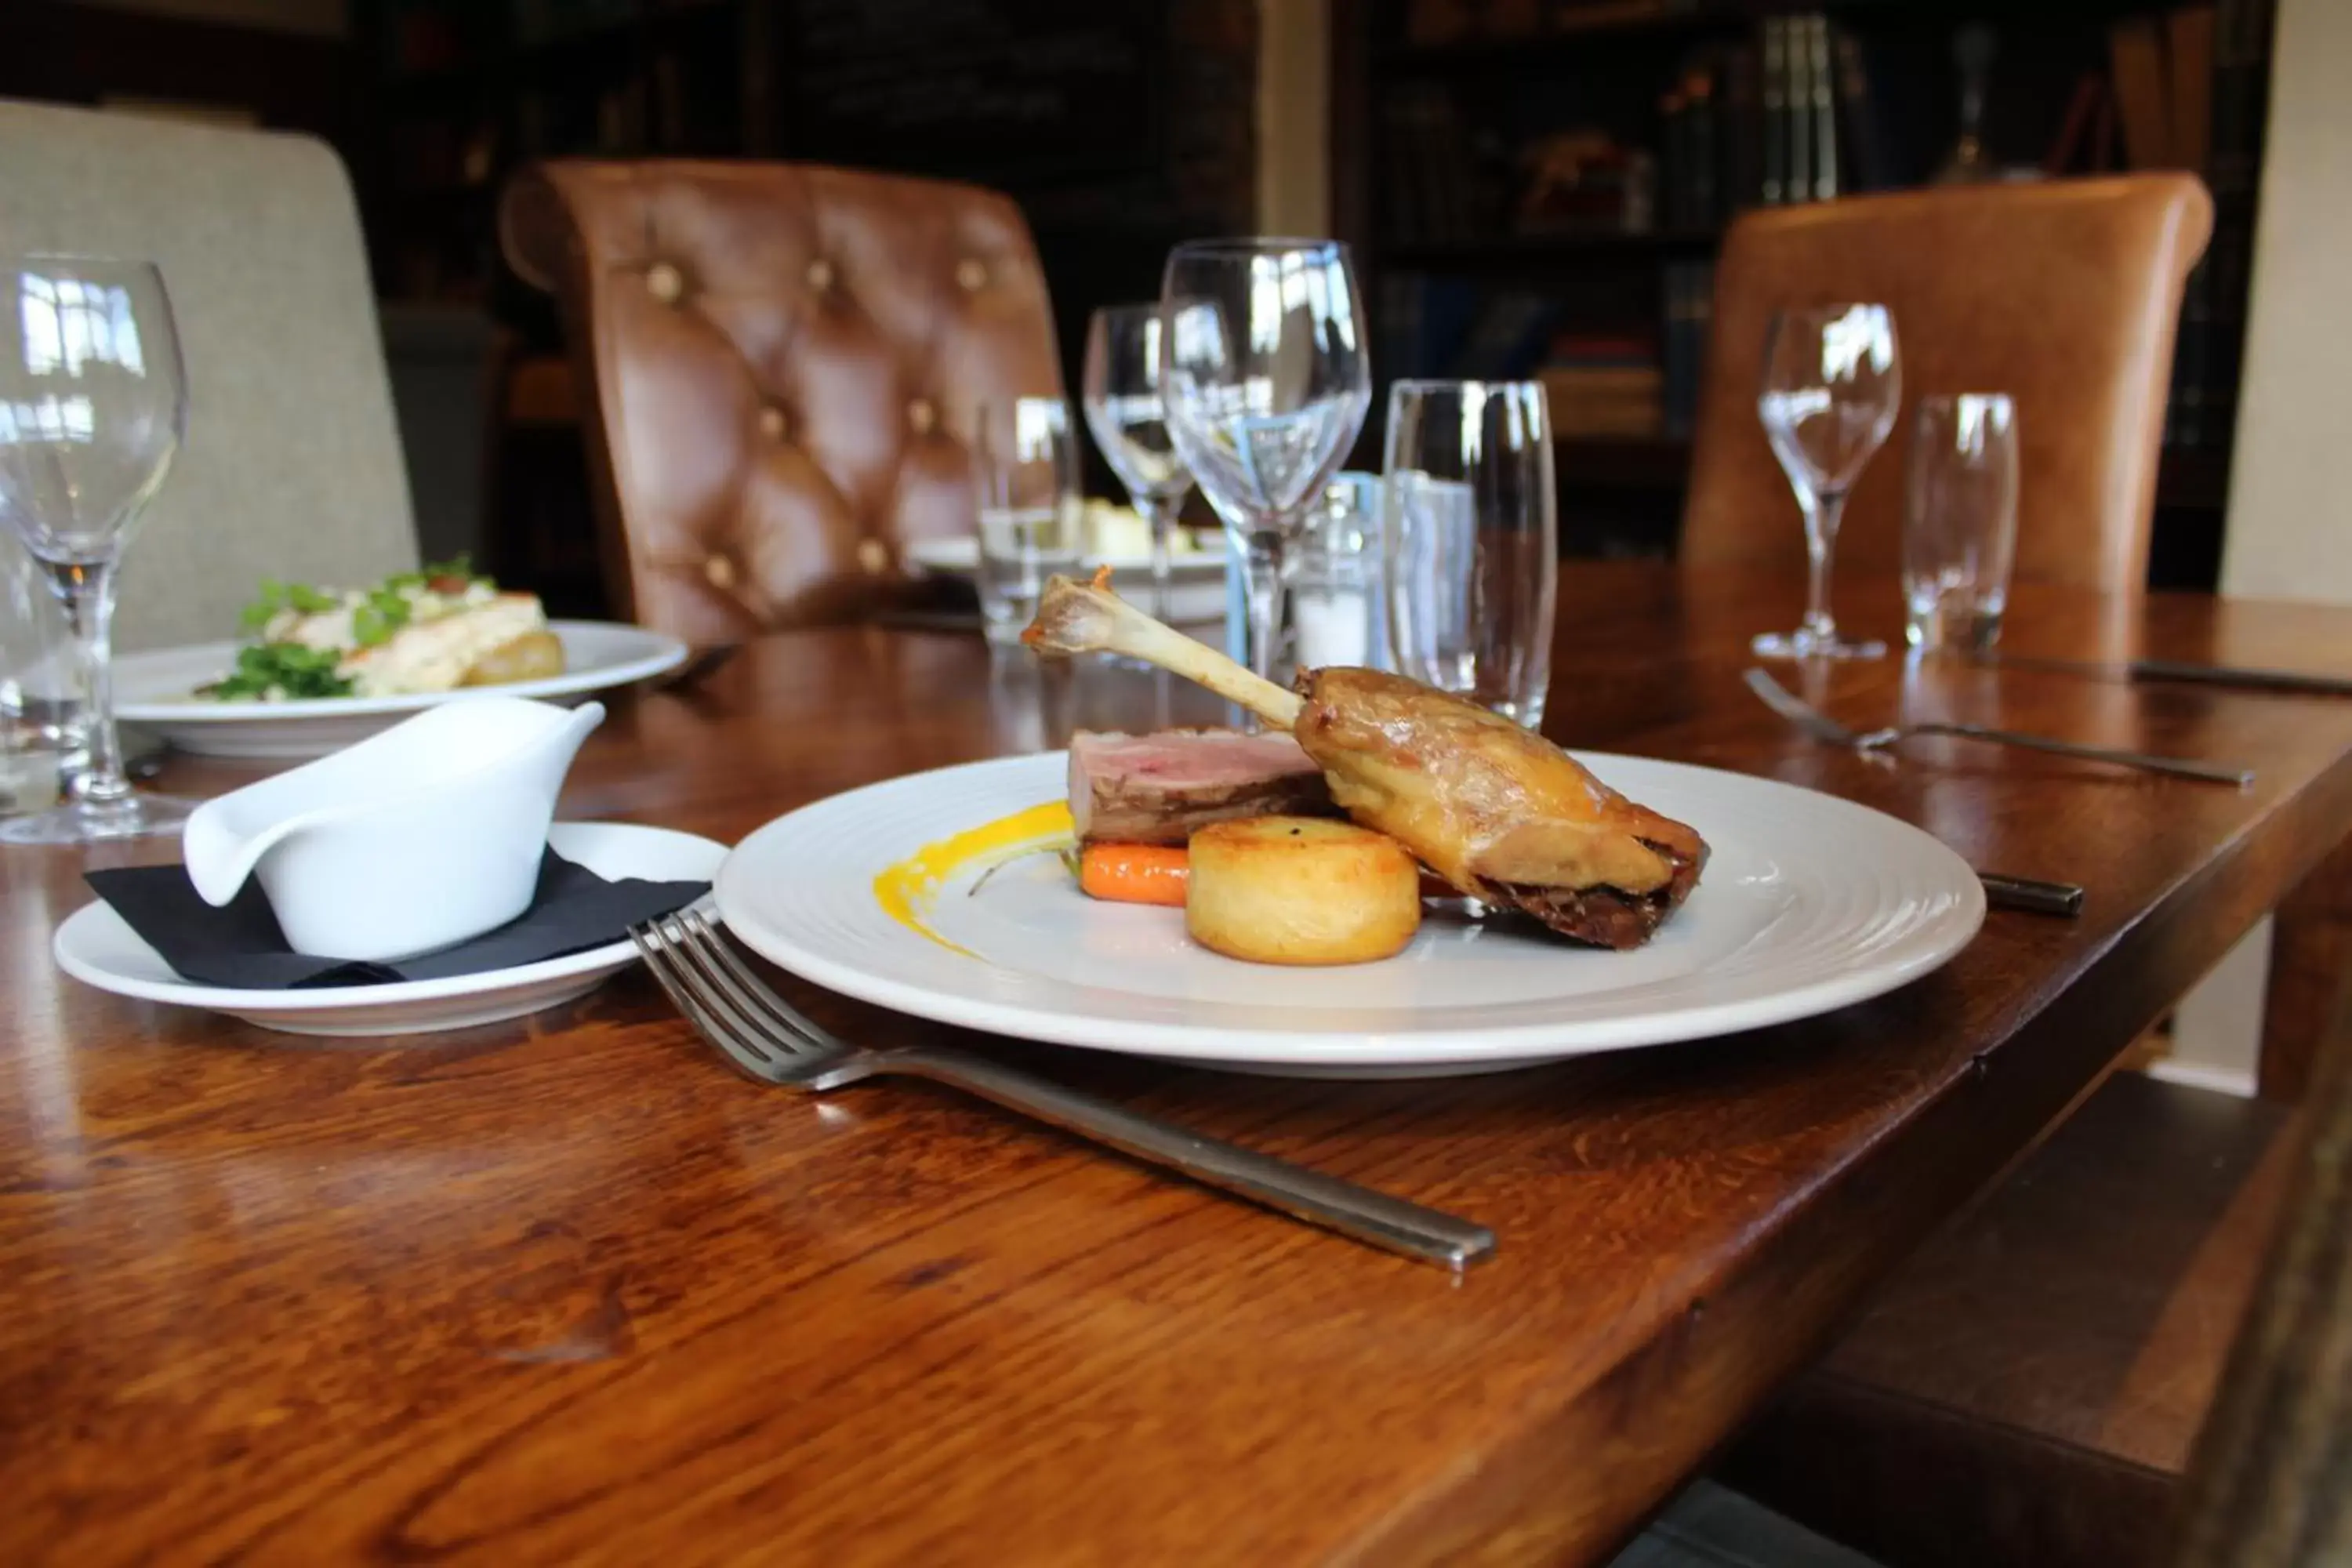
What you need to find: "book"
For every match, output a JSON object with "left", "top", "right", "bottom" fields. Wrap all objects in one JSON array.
[
  {"left": 1719, "top": 39, "right": 1762, "bottom": 215},
  {"left": 1761, "top": 17, "right": 1788, "bottom": 205},
  {"left": 1806, "top": 16, "right": 1838, "bottom": 200},
  {"left": 2108, "top": 17, "right": 2171, "bottom": 169},
  {"left": 1786, "top": 15, "right": 1813, "bottom": 205},
  {"left": 1450, "top": 292, "right": 1563, "bottom": 379},
  {"left": 1831, "top": 25, "right": 1889, "bottom": 191},
  {"left": 1661, "top": 261, "right": 1715, "bottom": 439}
]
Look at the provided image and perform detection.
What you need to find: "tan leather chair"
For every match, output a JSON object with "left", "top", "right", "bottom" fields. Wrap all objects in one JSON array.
[
  {"left": 1682, "top": 175, "right": 2213, "bottom": 597},
  {"left": 500, "top": 160, "right": 1065, "bottom": 641}
]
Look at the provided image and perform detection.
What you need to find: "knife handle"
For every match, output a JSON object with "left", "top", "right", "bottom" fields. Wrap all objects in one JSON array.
[
  {"left": 2131, "top": 659, "right": 2352, "bottom": 698},
  {"left": 1980, "top": 873, "right": 2085, "bottom": 918}
]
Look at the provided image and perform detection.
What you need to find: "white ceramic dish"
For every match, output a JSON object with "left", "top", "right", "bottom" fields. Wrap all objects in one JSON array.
[
  {"left": 54, "top": 822, "right": 723, "bottom": 1038},
  {"left": 114, "top": 620, "right": 688, "bottom": 760},
  {"left": 903, "top": 537, "right": 1227, "bottom": 626},
  {"left": 183, "top": 698, "right": 605, "bottom": 961},
  {"left": 716, "top": 752, "right": 1987, "bottom": 1078}
]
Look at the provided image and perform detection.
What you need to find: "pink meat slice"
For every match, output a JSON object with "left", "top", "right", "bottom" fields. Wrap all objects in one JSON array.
[{"left": 1067, "top": 729, "right": 1339, "bottom": 844}]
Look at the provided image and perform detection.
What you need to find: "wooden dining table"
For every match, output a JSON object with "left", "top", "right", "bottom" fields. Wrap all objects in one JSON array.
[{"left": 8, "top": 561, "right": 2352, "bottom": 1566}]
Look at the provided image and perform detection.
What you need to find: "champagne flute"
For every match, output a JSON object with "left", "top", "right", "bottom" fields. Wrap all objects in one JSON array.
[
  {"left": 1081, "top": 304, "right": 1194, "bottom": 627},
  {"left": 1157, "top": 239, "right": 1372, "bottom": 685},
  {"left": 0, "top": 256, "right": 194, "bottom": 844},
  {"left": 1754, "top": 302, "right": 1901, "bottom": 661}
]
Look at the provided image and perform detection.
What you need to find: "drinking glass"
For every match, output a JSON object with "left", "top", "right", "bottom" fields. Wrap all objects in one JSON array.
[
  {"left": 1382, "top": 379, "right": 1557, "bottom": 730},
  {"left": 971, "top": 396, "right": 1083, "bottom": 646},
  {"left": 0, "top": 256, "right": 194, "bottom": 844},
  {"left": 1158, "top": 238, "right": 1372, "bottom": 684},
  {"left": 1081, "top": 304, "right": 1194, "bottom": 626},
  {"left": 0, "top": 538, "right": 82, "bottom": 815},
  {"left": 1904, "top": 392, "right": 2020, "bottom": 654},
  {"left": 1754, "top": 302, "right": 1902, "bottom": 661}
]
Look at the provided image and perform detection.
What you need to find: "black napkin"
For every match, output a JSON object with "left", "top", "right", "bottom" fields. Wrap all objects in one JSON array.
[{"left": 85, "top": 848, "right": 709, "bottom": 990}]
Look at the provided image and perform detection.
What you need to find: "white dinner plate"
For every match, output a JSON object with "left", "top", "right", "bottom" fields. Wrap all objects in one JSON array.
[
  {"left": 54, "top": 822, "right": 724, "bottom": 1038},
  {"left": 115, "top": 620, "right": 691, "bottom": 759},
  {"left": 715, "top": 753, "right": 1987, "bottom": 1077},
  {"left": 903, "top": 537, "right": 1227, "bottom": 626}
]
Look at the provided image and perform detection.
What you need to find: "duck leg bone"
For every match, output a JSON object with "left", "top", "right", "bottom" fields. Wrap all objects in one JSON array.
[{"left": 1022, "top": 571, "right": 1305, "bottom": 730}]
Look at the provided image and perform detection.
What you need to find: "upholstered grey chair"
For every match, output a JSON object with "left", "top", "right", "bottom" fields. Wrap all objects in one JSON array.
[{"left": 0, "top": 100, "right": 418, "bottom": 649}]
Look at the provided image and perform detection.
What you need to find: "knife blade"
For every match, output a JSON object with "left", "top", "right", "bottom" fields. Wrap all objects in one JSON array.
[{"left": 1975, "top": 652, "right": 2352, "bottom": 697}]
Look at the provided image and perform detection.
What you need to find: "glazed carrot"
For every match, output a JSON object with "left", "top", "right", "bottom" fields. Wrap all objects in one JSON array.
[
  {"left": 1077, "top": 842, "right": 1455, "bottom": 909},
  {"left": 1078, "top": 842, "right": 1191, "bottom": 906}
]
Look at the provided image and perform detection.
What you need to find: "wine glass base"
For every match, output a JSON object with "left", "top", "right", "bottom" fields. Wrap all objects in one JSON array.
[
  {"left": 1751, "top": 630, "right": 1888, "bottom": 662},
  {"left": 0, "top": 793, "right": 199, "bottom": 846}
]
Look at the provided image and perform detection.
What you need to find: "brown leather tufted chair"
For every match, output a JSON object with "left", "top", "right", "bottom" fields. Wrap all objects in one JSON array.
[
  {"left": 500, "top": 160, "right": 1065, "bottom": 641},
  {"left": 1682, "top": 174, "right": 2212, "bottom": 597}
]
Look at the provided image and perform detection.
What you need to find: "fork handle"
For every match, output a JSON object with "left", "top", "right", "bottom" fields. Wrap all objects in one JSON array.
[
  {"left": 883, "top": 1047, "right": 1497, "bottom": 1271},
  {"left": 1914, "top": 722, "right": 2254, "bottom": 786}
]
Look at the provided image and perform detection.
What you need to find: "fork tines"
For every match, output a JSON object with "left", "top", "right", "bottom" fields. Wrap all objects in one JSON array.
[{"left": 630, "top": 909, "right": 838, "bottom": 1082}]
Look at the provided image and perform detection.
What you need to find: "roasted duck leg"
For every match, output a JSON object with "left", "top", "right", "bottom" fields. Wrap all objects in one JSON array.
[{"left": 1023, "top": 572, "right": 1707, "bottom": 949}]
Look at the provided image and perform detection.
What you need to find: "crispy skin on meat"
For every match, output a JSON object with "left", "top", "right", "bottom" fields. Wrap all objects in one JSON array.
[{"left": 1291, "top": 668, "right": 1706, "bottom": 949}]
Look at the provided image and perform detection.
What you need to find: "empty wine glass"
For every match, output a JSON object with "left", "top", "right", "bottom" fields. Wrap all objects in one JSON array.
[
  {"left": 1754, "top": 302, "right": 1901, "bottom": 661},
  {"left": 1081, "top": 304, "right": 1194, "bottom": 626},
  {"left": 1157, "top": 239, "right": 1372, "bottom": 684},
  {"left": 0, "top": 256, "right": 194, "bottom": 844}
]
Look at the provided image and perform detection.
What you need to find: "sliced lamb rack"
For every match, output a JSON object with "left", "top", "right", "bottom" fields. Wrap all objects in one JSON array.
[
  {"left": 1023, "top": 572, "right": 1707, "bottom": 949},
  {"left": 1068, "top": 730, "right": 1339, "bottom": 845}
]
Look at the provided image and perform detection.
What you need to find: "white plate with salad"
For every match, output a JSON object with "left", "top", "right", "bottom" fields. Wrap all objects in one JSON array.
[{"left": 115, "top": 559, "right": 688, "bottom": 760}]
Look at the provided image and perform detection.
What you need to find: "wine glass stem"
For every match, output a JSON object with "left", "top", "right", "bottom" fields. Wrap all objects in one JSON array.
[
  {"left": 45, "top": 559, "right": 131, "bottom": 812},
  {"left": 1242, "top": 528, "right": 1288, "bottom": 687},
  {"left": 1137, "top": 492, "right": 1178, "bottom": 626},
  {"left": 1802, "top": 488, "right": 1848, "bottom": 644}
]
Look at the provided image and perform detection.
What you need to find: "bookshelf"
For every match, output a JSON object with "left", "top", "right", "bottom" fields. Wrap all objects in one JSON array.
[{"left": 1334, "top": 0, "right": 2278, "bottom": 590}]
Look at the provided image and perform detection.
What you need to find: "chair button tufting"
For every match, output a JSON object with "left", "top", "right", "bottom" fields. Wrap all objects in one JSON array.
[
  {"left": 954, "top": 258, "right": 987, "bottom": 292},
  {"left": 757, "top": 405, "right": 789, "bottom": 441},
  {"left": 703, "top": 553, "right": 738, "bottom": 590},
  {"left": 906, "top": 397, "right": 936, "bottom": 435},
  {"left": 646, "top": 262, "right": 685, "bottom": 303},
  {"left": 858, "top": 538, "right": 891, "bottom": 575},
  {"left": 806, "top": 257, "right": 834, "bottom": 292}
]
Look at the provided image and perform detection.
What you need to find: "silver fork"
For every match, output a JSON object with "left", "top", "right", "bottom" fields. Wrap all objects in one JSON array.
[
  {"left": 630, "top": 909, "right": 1497, "bottom": 1272},
  {"left": 1744, "top": 668, "right": 2254, "bottom": 786}
]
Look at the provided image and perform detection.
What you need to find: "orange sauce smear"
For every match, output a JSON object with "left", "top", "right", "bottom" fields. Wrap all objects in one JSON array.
[{"left": 870, "top": 800, "right": 1074, "bottom": 957}]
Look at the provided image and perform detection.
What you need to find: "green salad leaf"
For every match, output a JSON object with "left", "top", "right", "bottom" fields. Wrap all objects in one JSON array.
[
  {"left": 237, "top": 577, "right": 338, "bottom": 633},
  {"left": 351, "top": 586, "right": 414, "bottom": 648},
  {"left": 200, "top": 642, "right": 355, "bottom": 702}
]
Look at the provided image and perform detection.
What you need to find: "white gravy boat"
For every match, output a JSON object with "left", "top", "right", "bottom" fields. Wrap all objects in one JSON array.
[{"left": 183, "top": 697, "right": 606, "bottom": 962}]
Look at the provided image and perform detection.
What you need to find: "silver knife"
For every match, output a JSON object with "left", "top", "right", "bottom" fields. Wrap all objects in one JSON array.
[{"left": 1975, "top": 652, "right": 2352, "bottom": 697}]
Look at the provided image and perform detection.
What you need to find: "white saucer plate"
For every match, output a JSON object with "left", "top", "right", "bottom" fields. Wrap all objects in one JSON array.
[
  {"left": 54, "top": 822, "right": 724, "bottom": 1038},
  {"left": 116, "top": 620, "right": 691, "bottom": 760},
  {"left": 716, "top": 753, "right": 1987, "bottom": 1078},
  {"left": 903, "top": 537, "right": 1227, "bottom": 626}
]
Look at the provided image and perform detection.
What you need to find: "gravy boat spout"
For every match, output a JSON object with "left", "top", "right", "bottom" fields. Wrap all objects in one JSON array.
[{"left": 183, "top": 697, "right": 607, "bottom": 962}]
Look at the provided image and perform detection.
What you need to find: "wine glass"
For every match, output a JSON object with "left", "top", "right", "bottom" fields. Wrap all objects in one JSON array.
[
  {"left": 1081, "top": 304, "right": 1195, "bottom": 627},
  {"left": 0, "top": 256, "right": 194, "bottom": 844},
  {"left": 1157, "top": 239, "right": 1372, "bottom": 684},
  {"left": 1754, "top": 302, "right": 1901, "bottom": 661}
]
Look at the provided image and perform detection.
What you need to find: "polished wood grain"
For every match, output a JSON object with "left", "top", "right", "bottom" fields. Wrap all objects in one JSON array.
[{"left": 8, "top": 564, "right": 2352, "bottom": 1566}]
